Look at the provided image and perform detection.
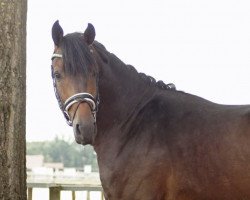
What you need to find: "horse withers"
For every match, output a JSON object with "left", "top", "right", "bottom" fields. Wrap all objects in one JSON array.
[{"left": 51, "top": 20, "right": 250, "bottom": 200}]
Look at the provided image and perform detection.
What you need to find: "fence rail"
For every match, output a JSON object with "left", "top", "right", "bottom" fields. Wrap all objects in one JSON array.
[{"left": 27, "top": 182, "right": 104, "bottom": 200}]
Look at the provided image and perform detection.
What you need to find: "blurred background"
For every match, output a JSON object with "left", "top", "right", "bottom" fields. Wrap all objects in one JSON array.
[{"left": 27, "top": 0, "right": 250, "bottom": 142}]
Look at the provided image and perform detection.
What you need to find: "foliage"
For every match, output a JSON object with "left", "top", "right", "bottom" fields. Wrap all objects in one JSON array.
[{"left": 27, "top": 136, "right": 98, "bottom": 171}]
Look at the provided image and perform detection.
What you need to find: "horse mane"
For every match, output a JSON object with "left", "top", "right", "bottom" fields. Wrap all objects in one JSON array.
[
  {"left": 93, "top": 41, "right": 176, "bottom": 91},
  {"left": 60, "top": 32, "right": 175, "bottom": 91}
]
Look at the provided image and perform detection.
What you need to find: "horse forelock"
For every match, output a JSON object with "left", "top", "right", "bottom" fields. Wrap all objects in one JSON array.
[{"left": 60, "top": 32, "right": 96, "bottom": 77}]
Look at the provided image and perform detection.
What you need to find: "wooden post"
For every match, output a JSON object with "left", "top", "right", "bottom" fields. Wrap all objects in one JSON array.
[
  {"left": 49, "top": 186, "right": 60, "bottom": 200},
  {"left": 86, "top": 190, "right": 90, "bottom": 200},
  {"left": 27, "top": 188, "right": 32, "bottom": 200},
  {"left": 72, "top": 191, "right": 75, "bottom": 200}
]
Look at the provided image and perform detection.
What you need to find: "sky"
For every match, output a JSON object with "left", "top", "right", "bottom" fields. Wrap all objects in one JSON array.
[{"left": 27, "top": 0, "right": 250, "bottom": 141}]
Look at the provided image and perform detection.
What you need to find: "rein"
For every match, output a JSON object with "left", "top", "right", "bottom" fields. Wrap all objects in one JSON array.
[{"left": 51, "top": 53, "right": 98, "bottom": 126}]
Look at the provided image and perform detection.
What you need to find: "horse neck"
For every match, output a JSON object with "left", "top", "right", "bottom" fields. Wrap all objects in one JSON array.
[{"left": 95, "top": 53, "right": 157, "bottom": 137}]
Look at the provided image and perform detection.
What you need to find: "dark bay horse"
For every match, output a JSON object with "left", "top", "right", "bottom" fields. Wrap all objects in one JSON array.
[{"left": 51, "top": 20, "right": 250, "bottom": 200}]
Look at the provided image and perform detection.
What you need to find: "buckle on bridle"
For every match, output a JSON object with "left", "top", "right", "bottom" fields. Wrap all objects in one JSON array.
[{"left": 63, "top": 111, "right": 73, "bottom": 126}]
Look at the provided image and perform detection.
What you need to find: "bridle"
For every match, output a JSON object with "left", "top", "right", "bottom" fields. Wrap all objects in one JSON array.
[{"left": 51, "top": 53, "right": 99, "bottom": 126}]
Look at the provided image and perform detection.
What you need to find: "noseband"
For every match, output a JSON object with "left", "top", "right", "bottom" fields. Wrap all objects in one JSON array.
[{"left": 51, "top": 53, "right": 98, "bottom": 126}]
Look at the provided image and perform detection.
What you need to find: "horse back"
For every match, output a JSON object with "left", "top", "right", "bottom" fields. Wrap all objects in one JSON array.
[{"left": 155, "top": 91, "right": 250, "bottom": 199}]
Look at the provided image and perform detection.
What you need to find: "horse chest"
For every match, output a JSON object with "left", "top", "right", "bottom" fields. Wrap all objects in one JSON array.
[
  {"left": 97, "top": 146, "right": 170, "bottom": 200},
  {"left": 99, "top": 165, "right": 168, "bottom": 200}
]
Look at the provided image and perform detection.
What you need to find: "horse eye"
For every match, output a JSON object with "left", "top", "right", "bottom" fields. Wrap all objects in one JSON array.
[{"left": 54, "top": 72, "right": 62, "bottom": 80}]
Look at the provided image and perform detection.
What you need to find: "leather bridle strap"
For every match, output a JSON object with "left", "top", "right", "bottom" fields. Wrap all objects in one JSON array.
[
  {"left": 64, "top": 92, "right": 97, "bottom": 126},
  {"left": 51, "top": 53, "right": 62, "bottom": 59}
]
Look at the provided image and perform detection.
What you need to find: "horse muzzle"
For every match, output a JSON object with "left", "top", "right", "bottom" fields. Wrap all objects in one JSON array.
[{"left": 73, "top": 120, "right": 96, "bottom": 145}]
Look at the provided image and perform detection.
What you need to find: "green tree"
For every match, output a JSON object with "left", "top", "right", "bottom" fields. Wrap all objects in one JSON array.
[{"left": 27, "top": 137, "right": 99, "bottom": 170}]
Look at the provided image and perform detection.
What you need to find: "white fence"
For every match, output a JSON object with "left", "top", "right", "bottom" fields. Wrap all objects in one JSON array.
[{"left": 27, "top": 171, "right": 103, "bottom": 200}]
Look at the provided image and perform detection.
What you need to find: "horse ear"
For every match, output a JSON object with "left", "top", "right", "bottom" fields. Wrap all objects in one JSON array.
[
  {"left": 52, "top": 20, "right": 64, "bottom": 46},
  {"left": 84, "top": 23, "right": 95, "bottom": 45}
]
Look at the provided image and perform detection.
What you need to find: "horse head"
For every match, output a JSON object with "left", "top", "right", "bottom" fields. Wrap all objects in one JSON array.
[{"left": 51, "top": 20, "right": 99, "bottom": 145}]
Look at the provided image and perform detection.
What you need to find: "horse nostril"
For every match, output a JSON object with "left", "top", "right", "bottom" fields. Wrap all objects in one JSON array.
[{"left": 75, "top": 124, "right": 81, "bottom": 135}]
